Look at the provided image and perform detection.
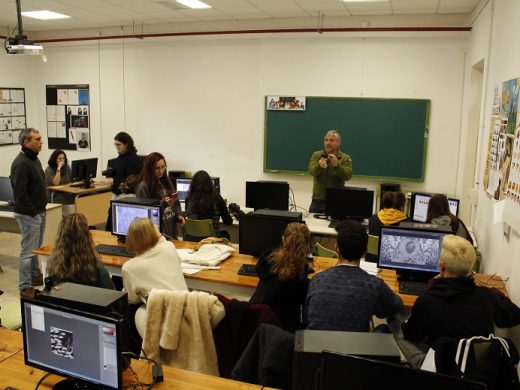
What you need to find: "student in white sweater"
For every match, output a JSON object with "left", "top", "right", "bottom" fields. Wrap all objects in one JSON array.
[{"left": 123, "top": 218, "right": 188, "bottom": 305}]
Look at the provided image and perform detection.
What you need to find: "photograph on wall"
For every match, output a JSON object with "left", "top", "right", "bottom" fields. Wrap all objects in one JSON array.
[
  {"left": 76, "top": 129, "right": 90, "bottom": 151},
  {"left": 0, "top": 87, "right": 27, "bottom": 146},
  {"left": 267, "top": 96, "right": 306, "bottom": 111},
  {"left": 501, "top": 78, "right": 519, "bottom": 135},
  {"left": 46, "top": 84, "right": 90, "bottom": 151}
]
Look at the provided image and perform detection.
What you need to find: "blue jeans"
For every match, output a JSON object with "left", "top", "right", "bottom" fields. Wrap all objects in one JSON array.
[{"left": 14, "top": 212, "right": 46, "bottom": 290}]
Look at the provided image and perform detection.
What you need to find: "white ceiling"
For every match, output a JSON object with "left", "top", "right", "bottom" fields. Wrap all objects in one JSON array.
[{"left": 0, "top": 0, "right": 482, "bottom": 36}]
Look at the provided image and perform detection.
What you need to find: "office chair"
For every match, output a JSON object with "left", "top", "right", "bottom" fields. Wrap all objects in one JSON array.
[
  {"left": 183, "top": 219, "right": 214, "bottom": 242},
  {"left": 367, "top": 235, "right": 379, "bottom": 257},
  {"left": 314, "top": 242, "right": 337, "bottom": 258}
]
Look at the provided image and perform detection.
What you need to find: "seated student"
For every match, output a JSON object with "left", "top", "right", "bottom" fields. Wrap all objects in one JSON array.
[
  {"left": 306, "top": 219, "right": 403, "bottom": 331},
  {"left": 46, "top": 214, "right": 114, "bottom": 289},
  {"left": 45, "top": 149, "right": 75, "bottom": 215},
  {"left": 185, "top": 170, "right": 233, "bottom": 240},
  {"left": 122, "top": 218, "right": 187, "bottom": 305},
  {"left": 402, "top": 235, "right": 520, "bottom": 348},
  {"left": 367, "top": 191, "right": 409, "bottom": 262},
  {"left": 249, "top": 222, "right": 312, "bottom": 332},
  {"left": 426, "top": 194, "right": 473, "bottom": 245}
]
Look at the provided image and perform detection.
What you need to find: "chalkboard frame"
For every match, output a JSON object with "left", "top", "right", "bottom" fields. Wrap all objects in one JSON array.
[{"left": 264, "top": 96, "right": 430, "bottom": 182}]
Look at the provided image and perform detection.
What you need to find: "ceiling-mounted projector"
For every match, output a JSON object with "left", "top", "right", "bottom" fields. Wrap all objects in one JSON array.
[{"left": 5, "top": 38, "right": 43, "bottom": 56}]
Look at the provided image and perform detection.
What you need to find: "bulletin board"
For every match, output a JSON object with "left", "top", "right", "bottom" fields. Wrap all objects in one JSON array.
[
  {"left": 0, "top": 87, "right": 27, "bottom": 146},
  {"left": 46, "top": 84, "right": 90, "bottom": 151}
]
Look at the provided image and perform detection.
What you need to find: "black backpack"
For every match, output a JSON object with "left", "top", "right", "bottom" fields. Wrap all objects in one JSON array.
[{"left": 434, "top": 334, "right": 520, "bottom": 390}]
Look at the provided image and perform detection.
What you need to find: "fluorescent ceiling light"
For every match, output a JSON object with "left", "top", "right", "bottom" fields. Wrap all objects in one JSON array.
[
  {"left": 176, "top": 0, "right": 211, "bottom": 9},
  {"left": 21, "top": 10, "right": 70, "bottom": 20}
]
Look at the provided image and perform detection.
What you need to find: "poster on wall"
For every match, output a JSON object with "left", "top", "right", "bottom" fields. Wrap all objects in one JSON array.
[
  {"left": 46, "top": 84, "right": 90, "bottom": 151},
  {"left": 0, "top": 87, "right": 27, "bottom": 147},
  {"left": 501, "top": 78, "right": 519, "bottom": 135},
  {"left": 503, "top": 126, "right": 520, "bottom": 232}
]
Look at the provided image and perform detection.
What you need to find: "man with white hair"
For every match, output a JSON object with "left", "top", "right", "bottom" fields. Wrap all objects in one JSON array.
[
  {"left": 308, "top": 130, "right": 352, "bottom": 213},
  {"left": 403, "top": 235, "right": 520, "bottom": 347}
]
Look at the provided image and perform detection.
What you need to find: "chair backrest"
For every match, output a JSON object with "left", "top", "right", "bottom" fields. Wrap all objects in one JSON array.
[
  {"left": 183, "top": 219, "right": 213, "bottom": 241},
  {"left": 367, "top": 235, "right": 379, "bottom": 256},
  {"left": 314, "top": 242, "right": 337, "bottom": 258}
]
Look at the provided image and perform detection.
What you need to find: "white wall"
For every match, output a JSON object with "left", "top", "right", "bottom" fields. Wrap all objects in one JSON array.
[{"left": 0, "top": 32, "right": 469, "bottom": 211}]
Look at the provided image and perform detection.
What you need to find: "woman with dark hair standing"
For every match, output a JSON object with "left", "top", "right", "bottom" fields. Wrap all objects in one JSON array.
[
  {"left": 136, "top": 152, "right": 184, "bottom": 238},
  {"left": 185, "top": 170, "right": 232, "bottom": 240},
  {"left": 249, "top": 222, "right": 313, "bottom": 332},
  {"left": 45, "top": 149, "right": 75, "bottom": 215},
  {"left": 46, "top": 214, "right": 114, "bottom": 289},
  {"left": 426, "top": 194, "right": 473, "bottom": 245},
  {"left": 104, "top": 132, "right": 143, "bottom": 230}
]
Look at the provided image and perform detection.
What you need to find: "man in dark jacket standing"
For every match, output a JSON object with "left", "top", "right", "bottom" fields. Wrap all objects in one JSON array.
[{"left": 11, "top": 128, "right": 47, "bottom": 298}]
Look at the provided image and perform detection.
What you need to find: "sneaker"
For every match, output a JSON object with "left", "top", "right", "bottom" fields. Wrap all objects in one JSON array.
[
  {"left": 32, "top": 274, "right": 43, "bottom": 286},
  {"left": 20, "top": 287, "right": 39, "bottom": 299}
]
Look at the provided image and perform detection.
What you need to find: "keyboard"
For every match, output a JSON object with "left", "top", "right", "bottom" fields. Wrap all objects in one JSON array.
[
  {"left": 0, "top": 204, "right": 15, "bottom": 212},
  {"left": 237, "top": 264, "right": 258, "bottom": 277},
  {"left": 95, "top": 244, "right": 134, "bottom": 258},
  {"left": 399, "top": 280, "right": 428, "bottom": 296}
]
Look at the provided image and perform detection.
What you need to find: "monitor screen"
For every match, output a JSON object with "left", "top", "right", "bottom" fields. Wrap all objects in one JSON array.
[
  {"left": 319, "top": 352, "right": 485, "bottom": 390},
  {"left": 239, "top": 214, "right": 302, "bottom": 256},
  {"left": 175, "top": 177, "right": 220, "bottom": 203},
  {"left": 0, "top": 176, "right": 14, "bottom": 203},
  {"left": 325, "top": 187, "right": 374, "bottom": 220},
  {"left": 245, "top": 181, "right": 289, "bottom": 211},
  {"left": 378, "top": 226, "right": 447, "bottom": 274},
  {"left": 111, "top": 199, "right": 161, "bottom": 237},
  {"left": 21, "top": 298, "right": 122, "bottom": 389},
  {"left": 71, "top": 158, "right": 98, "bottom": 184},
  {"left": 410, "top": 192, "right": 460, "bottom": 222}
]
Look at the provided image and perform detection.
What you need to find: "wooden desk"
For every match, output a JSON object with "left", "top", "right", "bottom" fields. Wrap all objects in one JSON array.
[
  {"left": 47, "top": 181, "right": 111, "bottom": 226},
  {"left": 34, "top": 230, "right": 506, "bottom": 308},
  {"left": 0, "top": 328, "right": 273, "bottom": 389},
  {"left": 0, "top": 203, "right": 62, "bottom": 246}
]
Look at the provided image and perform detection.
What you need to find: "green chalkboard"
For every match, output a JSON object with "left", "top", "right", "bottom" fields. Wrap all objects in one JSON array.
[{"left": 264, "top": 97, "right": 430, "bottom": 181}]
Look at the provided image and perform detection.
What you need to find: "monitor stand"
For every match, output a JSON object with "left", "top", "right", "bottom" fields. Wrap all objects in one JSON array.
[{"left": 53, "top": 378, "right": 104, "bottom": 389}]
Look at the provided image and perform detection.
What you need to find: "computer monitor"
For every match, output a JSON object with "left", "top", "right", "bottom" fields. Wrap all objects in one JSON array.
[
  {"left": 0, "top": 176, "right": 14, "bottom": 204},
  {"left": 378, "top": 226, "right": 448, "bottom": 281},
  {"left": 325, "top": 187, "right": 374, "bottom": 220},
  {"left": 245, "top": 181, "right": 289, "bottom": 211},
  {"left": 239, "top": 213, "right": 302, "bottom": 256},
  {"left": 21, "top": 297, "right": 123, "bottom": 390},
  {"left": 410, "top": 192, "right": 460, "bottom": 222},
  {"left": 111, "top": 198, "right": 161, "bottom": 241},
  {"left": 175, "top": 177, "right": 221, "bottom": 203},
  {"left": 319, "top": 352, "right": 485, "bottom": 390},
  {"left": 71, "top": 158, "right": 98, "bottom": 189}
]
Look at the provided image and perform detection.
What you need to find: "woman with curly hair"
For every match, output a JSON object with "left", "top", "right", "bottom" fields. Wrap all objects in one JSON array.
[
  {"left": 136, "top": 152, "right": 185, "bottom": 238},
  {"left": 46, "top": 214, "right": 114, "bottom": 289},
  {"left": 185, "top": 170, "right": 232, "bottom": 240},
  {"left": 426, "top": 194, "right": 473, "bottom": 245},
  {"left": 249, "top": 222, "right": 313, "bottom": 332},
  {"left": 45, "top": 149, "right": 75, "bottom": 215}
]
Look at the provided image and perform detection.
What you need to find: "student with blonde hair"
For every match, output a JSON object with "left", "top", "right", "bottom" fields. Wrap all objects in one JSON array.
[
  {"left": 122, "top": 218, "right": 187, "bottom": 305},
  {"left": 249, "top": 222, "right": 313, "bottom": 332},
  {"left": 46, "top": 214, "right": 114, "bottom": 289},
  {"left": 403, "top": 235, "right": 520, "bottom": 348}
]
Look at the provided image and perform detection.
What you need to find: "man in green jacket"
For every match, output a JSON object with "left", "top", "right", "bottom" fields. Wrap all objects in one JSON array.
[{"left": 308, "top": 130, "right": 352, "bottom": 213}]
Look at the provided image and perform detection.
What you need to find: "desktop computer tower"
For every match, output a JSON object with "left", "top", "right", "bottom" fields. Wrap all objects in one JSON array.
[
  {"left": 253, "top": 209, "right": 302, "bottom": 221},
  {"left": 292, "top": 330, "right": 401, "bottom": 390}
]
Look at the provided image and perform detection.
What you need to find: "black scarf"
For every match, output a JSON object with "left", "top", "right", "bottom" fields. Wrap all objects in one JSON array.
[{"left": 22, "top": 146, "right": 38, "bottom": 161}]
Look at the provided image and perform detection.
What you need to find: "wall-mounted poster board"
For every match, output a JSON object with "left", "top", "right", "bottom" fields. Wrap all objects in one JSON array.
[
  {"left": 0, "top": 87, "right": 26, "bottom": 146},
  {"left": 46, "top": 84, "right": 90, "bottom": 151},
  {"left": 264, "top": 96, "right": 430, "bottom": 181}
]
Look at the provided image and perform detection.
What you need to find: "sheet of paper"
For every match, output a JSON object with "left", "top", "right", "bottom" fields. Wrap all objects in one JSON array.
[
  {"left": 79, "top": 89, "right": 89, "bottom": 105},
  {"left": 68, "top": 89, "right": 79, "bottom": 105},
  {"left": 494, "top": 199, "right": 505, "bottom": 224},
  {"left": 69, "top": 128, "right": 77, "bottom": 143},
  {"left": 47, "top": 122, "right": 57, "bottom": 138},
  {"left": 47, "top": 105, "right": 57, "bottom": 121},
  {"left": 57, "top": 122, "right": 66, "bottom": 138},
  {"left": 360, "top": 260, "right": 379, "bottom": 275},
  {"left": 0, "top": 132, "right": 6, "bottom": 144},
  {"left": 56, "top": 105, "right": 65, "bottom": 121},
  {"left": 57, "top": 89, "right": 68, "bottom": 105},
  {"left": 0, "top": 89, "right": 9, "bottom": 101},
  {"left": 12, "top": 116, "right": 25, "bottom": 129},
  {"left": 11, "top": 130, "right": 20, "bottom": 144},
  {"left": 182, "top": 268, "right": 201, "bottom": 275},
  {"left": 10, "top": 89, "right": 24, "bottom": 102}
]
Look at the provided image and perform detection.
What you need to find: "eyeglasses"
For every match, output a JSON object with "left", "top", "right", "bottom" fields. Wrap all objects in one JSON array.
[{"left": 155, "top": 165, "right": 167, "bottom": 172}]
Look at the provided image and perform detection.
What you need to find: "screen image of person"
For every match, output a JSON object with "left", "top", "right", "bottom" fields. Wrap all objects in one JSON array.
[{"left": 308, "top": 130, "right": 353, "bottom": 213}]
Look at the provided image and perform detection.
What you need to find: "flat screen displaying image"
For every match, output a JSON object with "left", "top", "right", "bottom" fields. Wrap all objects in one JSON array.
[
  {"left": 378, "top": 226, "right": 447, "bottom": 274},
  {"left": 0, "top": 176, "right": 14, "bottom": 203},
  {"left": 111, "top": 200, "right": 161, "bottom": 237},
  {"left": 21, "top": 298, "right": 122, "bottom": 389},
  {"left": 410, "top": 192, "right": 460, "bottom": 222},
  {"left": 245, "top": 181, "right": 289, "bottom": 211},
  {"left": 325, "top": 187, "right": 374, "bottom": 220}
]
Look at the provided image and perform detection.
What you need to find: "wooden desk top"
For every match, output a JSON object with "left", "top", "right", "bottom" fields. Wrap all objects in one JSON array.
[
  {"left": 0, "top": 328, "right": 273, "bottom": 389},
  {"left": 47, "top": 181, "right": 111, "bottom": 195},
  {"left": 34, "top": 230, "right": 507, "bottom": 308}
]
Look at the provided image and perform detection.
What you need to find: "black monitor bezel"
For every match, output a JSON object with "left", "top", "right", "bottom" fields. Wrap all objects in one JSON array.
[
  {"left": 71, "top": 158, "right": 98, "bottom": 186},
  {"left": 110, "top": 198, "right": 162, "bottom": 239},
  {"left": 21, "top": 296, "right": 123, "bottom": 390},
  {"left": 325, "top": 187, "right": 374, "bottom": 220},
  {"left": 0, "top": 176, "right": 14, "bottom": 204},
  {"left": 245, "top": 181, "right": 290, "bottom": 211},
  {"left": 377, "top": 225, "right": 448, "bottom": 275}
]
